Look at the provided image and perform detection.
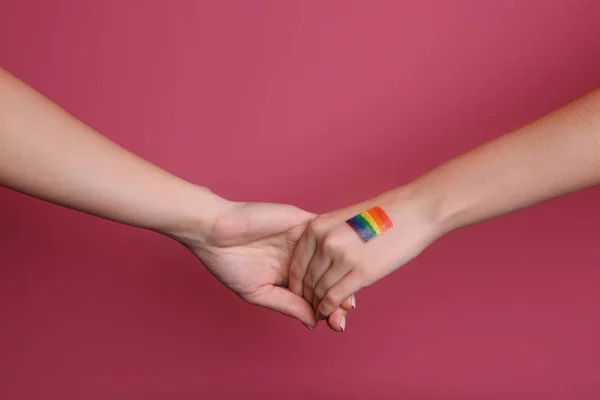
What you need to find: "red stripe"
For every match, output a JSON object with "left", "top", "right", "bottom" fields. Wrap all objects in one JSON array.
[{"left": 369, "top": 206, "right": 393, "bottom": 232}]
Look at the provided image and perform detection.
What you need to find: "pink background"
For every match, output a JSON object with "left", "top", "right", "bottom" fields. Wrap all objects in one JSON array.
[{"left": 1, "top": 1, "right": 600, "bottom": 398}]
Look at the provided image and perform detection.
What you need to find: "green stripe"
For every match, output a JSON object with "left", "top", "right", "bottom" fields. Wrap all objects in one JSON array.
[{"left": 354, "top": 214, "right": 377, "bottom": 238}]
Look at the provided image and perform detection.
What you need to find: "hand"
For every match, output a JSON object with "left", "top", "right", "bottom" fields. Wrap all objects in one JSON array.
[
  {"left": 175, "top": 199, "right": 354, "bottom": 331},
  {"left": 289, "top": 189, "right": 439, "bottom": 320}
]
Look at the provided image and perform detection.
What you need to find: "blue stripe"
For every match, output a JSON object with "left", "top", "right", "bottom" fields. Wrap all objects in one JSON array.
[{"left": 346, "top": 216, "right": 376, "bottom": 242}]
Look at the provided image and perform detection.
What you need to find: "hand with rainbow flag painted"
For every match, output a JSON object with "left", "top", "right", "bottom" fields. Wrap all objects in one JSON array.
[
  {"left": 291, "top": 87, "right": 600, "bottom": 325},
  {"left": 289, "top": 189, "right": 438, "bottom": 322}
]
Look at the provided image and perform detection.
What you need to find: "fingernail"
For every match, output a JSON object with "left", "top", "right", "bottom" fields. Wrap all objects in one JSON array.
[
  {"left": 351, "top": 296, "right": 356, "bottom": 310},
  {"left": 303, "top": 323, "right": 313, "bottom": 330},
  {"left": 340, "top": 316, "right": 346, "bottom": 332}
]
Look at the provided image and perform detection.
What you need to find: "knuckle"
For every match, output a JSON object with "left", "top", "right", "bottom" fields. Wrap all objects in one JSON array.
[
  {"left": 336, "top": 251, "right": 348, "bottom": 264},
  {"left": 308, "top": 215, "right": 335, "bottom": 237},
  {"left": 320, "top": 236, "right": 334, "bottom": 252},
  {"left": 308, "top": 220, "right": 324, "bottom": 236},
  {"left": 324, "top": 291, "right": 341, "bottom": 308},
  {"left": 321, "top": 233, "right": 340, "bottom": 252}
]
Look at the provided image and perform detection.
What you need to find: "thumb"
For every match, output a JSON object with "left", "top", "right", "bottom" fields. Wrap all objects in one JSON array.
[
  {"left": 245, "top": 285, "right": 317, "bottom": 329},
  {"left": 231, "top": 203, "right": 315, "bottom": 241}
]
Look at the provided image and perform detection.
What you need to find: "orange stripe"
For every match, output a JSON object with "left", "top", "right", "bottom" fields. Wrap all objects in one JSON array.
[
  {"left": 367, "top": 209, "right": 385, "bottom": 230},
  {"left": 368, "top": 206, "right": 393, "bottom": 232}
]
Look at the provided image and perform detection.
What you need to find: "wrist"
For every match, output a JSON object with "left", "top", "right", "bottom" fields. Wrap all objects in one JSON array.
[
  {"left": 395, "top": 177, "right": 474, "bottom": 237},
  {"left": 377, "top": 183, "right": 452, "bottom": 242},
  {"left": 158, "top": 183, "right": 232, "bottom": 248}
]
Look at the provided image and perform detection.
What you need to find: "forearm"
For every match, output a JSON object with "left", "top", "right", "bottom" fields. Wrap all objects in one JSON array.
[
  {"left": 0, "top": 67, "right": 225, "bottom": 238},
  {"left": 404, "top": 88, "right": 600, "bottom": 235}
]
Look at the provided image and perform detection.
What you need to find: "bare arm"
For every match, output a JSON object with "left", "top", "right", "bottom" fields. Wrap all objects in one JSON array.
[
  {"left": 0, "top": 67, "right": 352, "bottom": 330},
  {"left": 0, "top": 67, "right": 221, "bottom": 237},
  {"left": 418, "top": 87, "right": 600, "bottom": 234},
  {"left": 290, "top": 88, "right": 600, "bottom": 319}
]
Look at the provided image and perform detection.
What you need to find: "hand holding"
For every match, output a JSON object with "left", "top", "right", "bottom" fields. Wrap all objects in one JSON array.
[{"left": 174, "top": 199, "right": 354, "bottom": 330}]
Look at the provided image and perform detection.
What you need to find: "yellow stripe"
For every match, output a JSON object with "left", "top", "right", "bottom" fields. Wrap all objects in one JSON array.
[{"left": 360, "top": 211, "right": 381, "bottom": 235}]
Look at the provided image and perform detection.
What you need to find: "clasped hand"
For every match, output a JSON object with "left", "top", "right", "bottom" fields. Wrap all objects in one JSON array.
[{"left": 176, "top": 189, "right": 439, "bottom": 333}]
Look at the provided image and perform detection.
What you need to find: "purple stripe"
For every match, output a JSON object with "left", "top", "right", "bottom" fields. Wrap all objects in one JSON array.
[{"left": 346, "top": 216, "right": 376, "bottom": 242}]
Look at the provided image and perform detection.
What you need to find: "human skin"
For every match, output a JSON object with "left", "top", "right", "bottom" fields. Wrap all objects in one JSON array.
[
  {"left": 0, "top": 67, "right": 353, "bottom": 331},
  {"left": 290, "top": 87, "right": 600, "bottom": 320}
]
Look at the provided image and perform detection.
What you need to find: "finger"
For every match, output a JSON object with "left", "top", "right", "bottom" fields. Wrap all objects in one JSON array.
[
  {"left": 317, "top": 270, "right": 365, "bottom": 319},
  {"left": 313, "top": 264, "right": 353, "bottom": 313},
  {"left": 340, "top": 295, "right": 356, "bottom": 311},
  {"left": 302, "top": 251, "right": 332, "bottom": 309},
  {"left": 225, "top": 203, "right": 315, "bottom": 243},
  {"left": 289, "top": 228, "right": 317, "bottom": 298},
  {"left": 247, "top": 285, "right": 317, "bottom": 328},
  {"left": 326, "top": 307, "right": 348, "bottom": 333}
]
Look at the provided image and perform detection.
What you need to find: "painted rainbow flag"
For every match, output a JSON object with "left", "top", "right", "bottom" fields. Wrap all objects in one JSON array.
[{"left": 346, "top": 206, "right": 393, "bottom": 242}]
